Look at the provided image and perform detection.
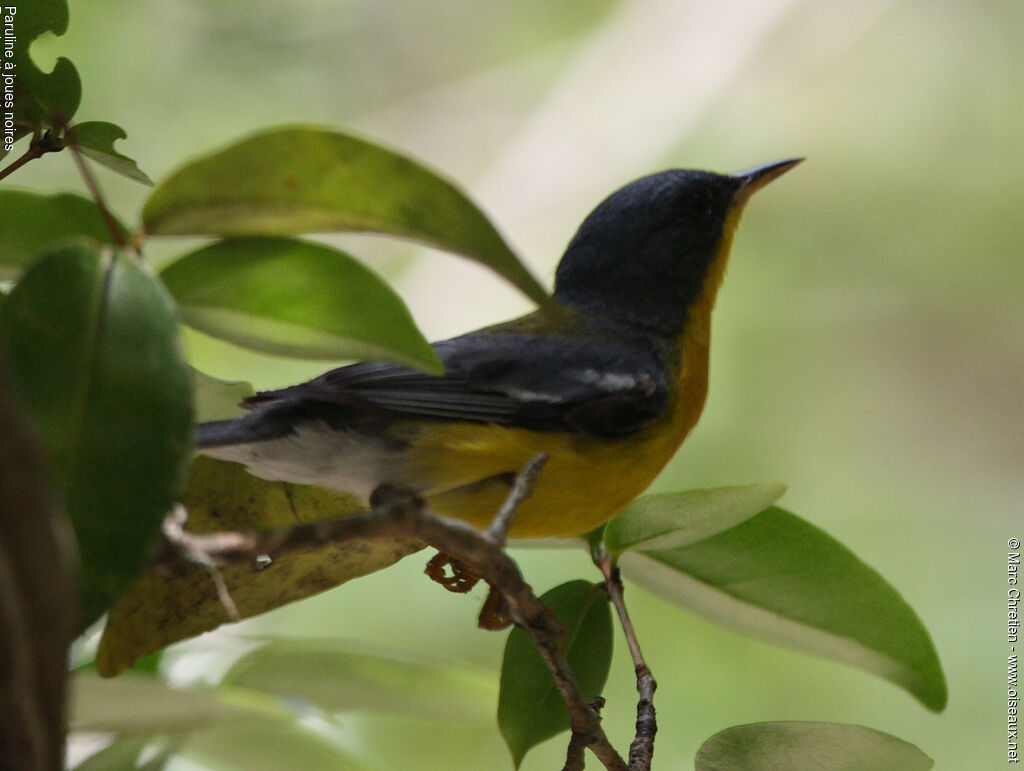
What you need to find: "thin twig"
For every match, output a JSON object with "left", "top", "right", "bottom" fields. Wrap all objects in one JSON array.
[
  {"left": 0, "top": 146, "right": 39, "bottom": 182},
  {"left": 62, "top": 126, "right": 127, "bottom": 248},
  {"left": 484, "top": 453, "right": 548, "bottom": 545},
  {"left": 564, "top": 696, "right": 606, "bottom": 771},
  {"left": 563, "top": 722, "right": 588, "bottom": 771},
  {"left": 0, "top": 132, "right": 63, "bottom": 183},
  {"left": 595, "top": 553, "right": 657, "bottom": 770}
]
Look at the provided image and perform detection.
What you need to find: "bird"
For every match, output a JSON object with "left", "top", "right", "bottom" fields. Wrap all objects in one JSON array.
[{"left": 197, "top": 159, "right": 801, "bottom": 539}]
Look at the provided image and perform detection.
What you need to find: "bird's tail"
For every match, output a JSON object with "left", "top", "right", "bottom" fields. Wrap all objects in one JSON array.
[
  {"left": 195, "top": 406, "right": 299, "bottom": 448},
  {"left": 196, "top": 419, "right": 251, "bottom": 448}
]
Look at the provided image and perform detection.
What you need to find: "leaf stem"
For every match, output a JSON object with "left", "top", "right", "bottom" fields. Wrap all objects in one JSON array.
[
  {"left": 595, "top": 554, "right": 657, "bottom": 770},
  {"left": 63, "top": 126, "right": 127, "bottom": 249}
]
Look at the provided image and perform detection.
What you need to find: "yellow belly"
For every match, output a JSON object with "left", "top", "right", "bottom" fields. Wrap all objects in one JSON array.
[{"left": 397, "top": 339, "right": 710, "bottom": 538}]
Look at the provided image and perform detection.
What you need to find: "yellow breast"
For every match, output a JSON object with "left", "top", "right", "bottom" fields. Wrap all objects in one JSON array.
[{"left": 392, "top": 315, "right": 710, "bottom": 537}]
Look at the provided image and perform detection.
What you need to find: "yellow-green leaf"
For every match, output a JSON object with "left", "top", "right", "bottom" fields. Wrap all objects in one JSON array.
[
  {"left": 142, "top": 126, "right": 548, "bottom": 304},
  {"left": 621, "top": 507, "right": 947, "bottom": 711},
  {"left": 161, "top": 236, "right": 441, "bottom": 372},
  {"left": 70, "top": 672, "right": 264, "bottom": 735},
  {"left": 96, "top": 456, "right": 424, "bottom": 677},
  {"left": 603, "top": 483, "right": 787, "bottom": 554},
  {"left": 695, "top": 722, "right": 934, "bottom": 770},
  {"left": 222, "top": 639, "right": 495, "bottom": 721}
]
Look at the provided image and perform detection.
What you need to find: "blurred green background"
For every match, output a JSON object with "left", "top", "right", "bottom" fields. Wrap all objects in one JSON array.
[{"left": 24, "top": 0, "right": 1022, "bottom": 767}]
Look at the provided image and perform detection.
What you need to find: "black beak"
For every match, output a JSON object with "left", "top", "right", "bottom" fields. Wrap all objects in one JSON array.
[{"left": 731, "top": 158, "right": 804, "bottom": 197}]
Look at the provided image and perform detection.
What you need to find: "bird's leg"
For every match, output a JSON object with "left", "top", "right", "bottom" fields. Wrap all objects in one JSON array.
[
  {"left": 424, "top": 550, "right": 483, "bottom": 593},
  {"left": 477, "top": 585, "right": 513, "bottom": 630},
  {"left": 423, "top": 551, "right": 512, "bottom": 629}
]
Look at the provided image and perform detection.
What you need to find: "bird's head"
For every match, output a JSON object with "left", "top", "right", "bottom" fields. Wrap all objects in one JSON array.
[{"left": 553, "top": 159, "right": 801, "bottom": 336}]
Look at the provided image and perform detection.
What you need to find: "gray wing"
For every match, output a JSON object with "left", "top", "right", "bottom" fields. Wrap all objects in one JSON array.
[{"left": 197, "top": 332, "right": 669, "bottom": 446}]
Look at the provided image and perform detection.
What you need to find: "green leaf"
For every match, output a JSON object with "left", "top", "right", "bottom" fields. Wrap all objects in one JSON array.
[
  {"left": 620, "top": 507, "right": 947, "bottom": 711},
  {"left": 160, "top": 236, "right": 442, "bottom": 372},
  {"left": 71, "top": 672, "right": 360, "bottom": 770},
  {"left": 0, "top": 191, "right": 129, "bottom": 279},
  {"left": 71, "top": 736, "right": 175, "bottom": 771},
  {"left": 142, "top": 125, "right": 548, "bottom": 305},
  {"left": 96, "top": 456, "right": 423, "bottom": 677},
  {"left": 0, "top": 244, "right": 194, "bottom": 627},
  {"left": 179, "top": 721, "right": 363, "bottom": 771},
  {"left": 694, "top": 722, "right": 934, "bottom": 770},
  {"left": 498, "top": 580, "right": 612, "bottom": 767},
  {"left": 71, "top": 122, "right": 154, "bottom": 185},
  {"left": 191, "top": 367, "right": 254, "bottom": 422},
  {"left": 9, "top": 0, "right": 81, "bottom": 140},
  {"left": 69, "top": 672, "right": 275, "bottom": 735},
  {"left": 222, "top": 639, "right": 495, "bottom": 721},
  {"left": 603, "top": 483, "right": 787, "bottom": 554}
]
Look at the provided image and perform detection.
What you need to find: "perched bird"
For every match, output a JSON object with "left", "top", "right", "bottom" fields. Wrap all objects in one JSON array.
[{"left": 198, "top": 159, "right": 801, "bottom": 538}]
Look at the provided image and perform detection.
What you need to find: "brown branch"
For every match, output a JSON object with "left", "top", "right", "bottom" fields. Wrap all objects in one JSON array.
[
  {"left": 156, "top": 455, "right": 628, "bottom": 770},
  {"left": 596, "top": 554, "right": 657, "bottom": 770},
  {"left": 0, "top": 132, "right": 63, "bottom": 183},
  {"left": 0, "top": 364, "right": 77, "bottom": 771},
  {"left": 564, "top": 730, "right": 587, "bottom": 771},
  {"left": 564, "top": 697, "right": 606, "bottom": 771}
]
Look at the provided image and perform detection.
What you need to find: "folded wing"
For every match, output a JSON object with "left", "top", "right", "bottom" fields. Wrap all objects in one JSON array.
[{"left": 199, "top": 332, "right": 670, "bottom": 447}]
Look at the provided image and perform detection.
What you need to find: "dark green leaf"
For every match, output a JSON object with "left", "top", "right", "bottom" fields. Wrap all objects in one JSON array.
[
  {"left": 71, "top": 122, "right": 153, "bottom": 185},
  {"left": 0, "top": 191, "right": 129, "bottom": 278},
  {"left": 9, "top": 0, "right": 81, "bottom": 140},
  {"left": 694, "top": 722, "right": 934, "bottom": 770},
  {"left": 498, "top": 580, "right": 612, "bottom": 767},
  {"left": 0, "top": 244, "right": 193, "bottom": 627},
  {"left": 603, "top": 483, "right": 787, "bottom": 554},
  {"left": 621, "top": 507, "right": 947, "bottom": 711},
  {"left": 222, "top": 639, "right": 495, "bottom": 721},
  {"left": 160, "top": 236, "right": 441, "bottom": 372},
  {"left": 142, "top": 126, "right": 548, "bottom": 304}
]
